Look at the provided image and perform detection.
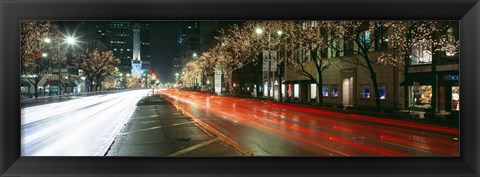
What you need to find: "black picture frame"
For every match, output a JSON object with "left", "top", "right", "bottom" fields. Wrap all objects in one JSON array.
[{"left": 1, "top": 0, "right": 479, "bottom": 176}]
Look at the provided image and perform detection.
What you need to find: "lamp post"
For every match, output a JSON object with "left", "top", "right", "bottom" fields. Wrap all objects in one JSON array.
[
  {"left": 255, "top": 27, "right": 282, "bottom": 101},
  {"left": 45, "top": 35, "right": 77, "bottom": 98}
]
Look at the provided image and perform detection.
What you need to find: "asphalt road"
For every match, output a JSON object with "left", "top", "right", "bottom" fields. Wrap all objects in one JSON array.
[
  {"left": 21, "top": 89, "right": 150, "bottom": 156},
  {"left": 159, "top": 89, "right": 459, "bottom": 157}
]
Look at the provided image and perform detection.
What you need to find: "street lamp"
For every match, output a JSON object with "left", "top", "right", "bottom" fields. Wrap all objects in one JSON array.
[
  {"left": 65, "top": 36, "right": 77, "bottom": 46},
  {"left": 61, "top": 35, "right": 77, "bottom": 96},
  {"left": 255, "top": 26, "right": 283, "bottom": 101},
  {"left": 277, "top": 30, "right": 283, "bottom": 36},
  {"left": 255, "top": 27, "right": 263, "bottom": 35},
  {"left": 43, "top": 38, "right": 51, "bottom": 44},
  {"left": 41, "top": 53, "right": 48, "bottom": 58}
]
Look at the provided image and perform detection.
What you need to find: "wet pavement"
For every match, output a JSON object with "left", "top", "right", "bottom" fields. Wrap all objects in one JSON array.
[
  {"left": 106, "top": 94, "right": 243, "bottom": 156},
  {"left": 159, "top": 89, "right": 460, "bottom": 157}
]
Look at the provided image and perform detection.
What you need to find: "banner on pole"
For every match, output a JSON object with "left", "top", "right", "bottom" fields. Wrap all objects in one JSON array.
[
  {"left": 262, "top": 50, "right": 269, "bottom": 71},
  {"left": 270, "top": 50, "right": 277, "bottom": 71},
  {"left": 215, "top": 63, "right": 222, "bottom": 95}
]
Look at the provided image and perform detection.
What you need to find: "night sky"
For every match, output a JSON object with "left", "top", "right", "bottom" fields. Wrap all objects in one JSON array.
[{"left": 150, "top": 22, "right": 179, "bottom": 83}]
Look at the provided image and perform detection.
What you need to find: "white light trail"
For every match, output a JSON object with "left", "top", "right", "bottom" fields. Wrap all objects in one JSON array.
[{"left": 21, "top": 90, "right": 150, "bottom": 156}]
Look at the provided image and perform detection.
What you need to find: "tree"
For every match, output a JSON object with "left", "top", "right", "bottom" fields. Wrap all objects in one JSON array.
[
  {"left": 328, "top": 21, "right": 458, "bottom": 112},
  {"left": 73, "top": 49, "right": 120, "bottom": 92},
  {"left": 324, "top": 21, "right": 393, "bottom": 111},
  {"left": 283, "top": 21, "right": 337, "bottom": 105},
  {"left": 21, "top": 21, "right": 66, "bottom": 98}
]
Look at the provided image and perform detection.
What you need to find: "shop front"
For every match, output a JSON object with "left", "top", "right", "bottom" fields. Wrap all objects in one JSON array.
[
  {"left": 402, "top": 72, "right": 459, "bottom": 116},
  {"left": 43, "top": 80, "right": 61, "bottom": 96}
]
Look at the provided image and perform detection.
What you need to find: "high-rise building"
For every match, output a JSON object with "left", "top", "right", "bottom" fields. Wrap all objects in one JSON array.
[
  {"left": 96, "top": 21, "right": 133, "bottom": 74},
  {"left": 96, "top": 21, "right": 151, "bottom": 75},
  {"left": 178, "top": 21, "right": 200, "bottom": 66}
]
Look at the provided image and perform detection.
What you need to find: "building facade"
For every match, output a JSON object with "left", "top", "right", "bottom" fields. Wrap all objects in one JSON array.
[{"left": 277, "top": 21, "right": 459, "bottom": 119}]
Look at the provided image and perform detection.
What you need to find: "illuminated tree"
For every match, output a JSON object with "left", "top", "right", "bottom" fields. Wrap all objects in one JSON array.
[
  {"left": 73, "top": 49, "right": 120, "bottom": 91},
  {"left": 328, "top": 21, "right": 459, "bottom": 111},
  {"left": 21, "top": 21, "right": 66, "bottom": 98}
]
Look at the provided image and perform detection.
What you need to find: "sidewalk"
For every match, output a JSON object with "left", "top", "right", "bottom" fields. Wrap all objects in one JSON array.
[{"left": 105, "top": 94, "right": 243, "bottom": 156}]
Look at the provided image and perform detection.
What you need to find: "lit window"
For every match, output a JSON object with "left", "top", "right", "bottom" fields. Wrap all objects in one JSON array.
[
  {"left": 360, "top": 85, "right": 370, "bottom": 99},
  {"left": 410, "top": 84, "right": 432, "bottom": 109},
  {"left": 287, "top": 84, "right": 292, "bottom": 97},
  {"left": 322, "top": 85, "right": 329, "bottom": 97},
  {"left": 445, "top": 27, "right": 456, "bottom": 57},
  {"left": 331, "top": 86, "right": 339, "bottom": 97},
  {"left": 378, "top": 85, "right": 386, "bottom": 100},
  {"left": 294, "top": 84, "right": 300, "bottom": 98},
  {"left": 452, "top": 86, "right": 459, "bottom": 111},
  {"left": 310, "top": 84, "right": 317, "bottom": 99},
  {"left": 410, "top": 41, "right": 432, "bottom": 65},
  {"left": 359, "top": 31, "right": 371, "bottom": 49}
]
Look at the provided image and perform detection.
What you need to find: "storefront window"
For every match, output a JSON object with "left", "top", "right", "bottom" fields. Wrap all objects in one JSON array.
[
  {"left": 379, "top": 85, "right": 386, "bottom": 100},
  {"left": 322, "top": 85, "right": 328, "bottom": 97},
  {"left": 264, "top": 81, "right": 268, "bottom": 97},
  {"left": 452, "top": 86, "right": 459, "bottom": 111},
  {"left": 360, "top": 85, "right": 370, "bottom": 99},
  {"left": 331, "top": 86, "right": 339, "bottom": 97},
  {"left": 410, "top": 84, "right": 432, "bottom": 109},
  {"left": 287, "top": 84, "right": 292, "bottom": 98},
  {"left": 294, "top": 84, "right": 300, "bottom": 98},
  {"left": 310, "top": 83, "right": 317, "bottom": 99}
]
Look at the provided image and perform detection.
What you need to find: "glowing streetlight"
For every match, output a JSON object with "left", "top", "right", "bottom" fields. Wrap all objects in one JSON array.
[
  {"left": 175, "top": 73, "right": 179, "bottom": 77},
  {"left": 41, "top": 53, "right": 48, "bottom": 57},
  {"left": 193, "top": 53, "right": 197, "bottom": 57},
  {"left": 43, "top": 38, "right": 52, "bottom": 44},
  {"left": 255, "top": 27, "right": 263, "bottom": 35},
  {"left": 65, "top": 36, "right": 77, "bottom": 45},
  {"left": 277, "top": 30, "right": 283, "bottom": 36}
]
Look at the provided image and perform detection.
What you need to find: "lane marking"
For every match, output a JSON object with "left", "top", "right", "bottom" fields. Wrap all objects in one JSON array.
[
  {"left": 315, "top": 144, "right": 351, "bottom": 156},
  {"left": 167, "top": 137, "right": 221, "bottom": 157},
  {"left": 382, "top": 141, "right": 432, "bottom": 154},
  {"left": 118, "top": 121, "right": 194, "bottom": 135},
  {"left": 132, "top": 115, "right": 159, "bottom": 119}
]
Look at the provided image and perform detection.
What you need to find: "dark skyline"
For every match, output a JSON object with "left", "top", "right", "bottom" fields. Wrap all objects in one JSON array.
[
  {"left": 150, "top": 22, "right": 179, "bottom": 83},
  {"left": 58, "top": 21, "right": 180, "bottom": 83}
]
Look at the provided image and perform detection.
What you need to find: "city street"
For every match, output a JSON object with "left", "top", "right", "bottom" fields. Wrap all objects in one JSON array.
[
  {"left": 21, "top": 89, "right": 150, "bottom": 156},
  {"left": 160, "top": 89, "right": 459, "bottom": 156}
]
